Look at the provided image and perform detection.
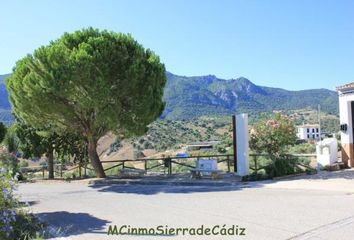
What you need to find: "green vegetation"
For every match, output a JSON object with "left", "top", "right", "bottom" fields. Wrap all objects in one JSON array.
[
  {"left": 0, "top": 122, "right": 6, "bottom": 143},
  {"left": 162, "top": 72, "right": 338, "bottom": 121},
  {"left": 250, "top": 113, "right": 298, "bottom": 177},
  {"left": 287, "top": 108, "right": 339, "bottom": 134},
  {"left": 127, "top": 117, "right": 231, "bottom": 152},
  {"left": 1, "top": 71, "right": 339, "bottom": 127},
  {"left": 6, "top": 28, "right": 166, "bottom": 178},
  {"left": 10, "top": 123, "right": 89, "bottom": 179},
  {"left": 1, "top": 153, "right": 45, "bottom": 239}
]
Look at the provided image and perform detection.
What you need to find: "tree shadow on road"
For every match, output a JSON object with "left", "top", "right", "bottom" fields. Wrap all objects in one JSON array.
[
  {"left": 36, "top": 211, "right": 110, "bottom": 238},
  {"left": 89, "top": 182, "right": 267, "bottom": 195}
]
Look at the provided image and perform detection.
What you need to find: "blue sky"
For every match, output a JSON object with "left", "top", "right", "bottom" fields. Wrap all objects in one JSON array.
[{"left": 0, "top": 0, "right": 353, "bottom": 90}]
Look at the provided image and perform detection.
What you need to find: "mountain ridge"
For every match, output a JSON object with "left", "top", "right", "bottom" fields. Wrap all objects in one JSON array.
[
  {"left": 162, "top": 72, "right": 338, "bottom": 120},
  {"left": 0, "top": 72, "right": 339, "bottom": 124}
]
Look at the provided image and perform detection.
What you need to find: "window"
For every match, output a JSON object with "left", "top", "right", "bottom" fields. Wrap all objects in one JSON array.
[
  {"left": 312, "top": 129, "right": 315, "bottom": 133},
  {"left": 312, "top": 134, "right": 315, "bottom": 139},
  {"left": 307, "top": 134, "right": 310, "bottom": 138},
  {"left": 307, "top": 128, "right": 310, "bottom": 133},
  {"left": 316, "top": 128, "right": 319, "bottom": 133}
]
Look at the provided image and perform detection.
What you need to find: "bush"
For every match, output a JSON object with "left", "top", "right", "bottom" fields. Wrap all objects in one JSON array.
[
  {"left": 250, "top": 113, "right": 297, "bottom": 177},
  {"left": 289, "top": 143, "right": 316, "bottom": 154},
  {"left": 0, "top": 153, "right": 23, "bottom": 180},
  {"left": 18, "top": 160, "right": 29, "bottom": 168},
  {"left": 0, "top": 172, "right": 44, "bottom": 239},
  {"left": 107, "top": 139, "right": 122, "bottom": 155},
  {"left": 250, "top": 113, "right": 297, "bottom": 157},
  {"left": 0, "top": 174, "right": 17, "bottom": 238},
  {"left": 0, "top": 122, "right": 6, "bottom": 143},
  {"left": 263, "top": 155, "right": 309, "bottom": 177}
]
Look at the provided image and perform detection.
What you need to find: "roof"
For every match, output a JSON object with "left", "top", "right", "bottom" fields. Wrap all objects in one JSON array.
[
  {"left": 298, "top": 124, "right": 320, "bottom": 128},
  {"left": 336, "top": 82, "right": 354, "bottom": 92}
]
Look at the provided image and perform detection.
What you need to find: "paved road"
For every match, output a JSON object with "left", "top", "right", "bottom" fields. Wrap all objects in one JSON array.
[{"left": 16, "top": 170, "right": 354, "bottom": 240}]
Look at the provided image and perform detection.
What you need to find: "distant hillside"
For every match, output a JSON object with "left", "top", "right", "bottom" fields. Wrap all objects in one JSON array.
[
  {"left": 0, "top": 74, "right": 13, "bottom": 125},
  {"left": 0, "top": 72, "right": 339, "bottom": 125},
  {"left": 162, "top": 72, "right": 339, "bottom": 120}
]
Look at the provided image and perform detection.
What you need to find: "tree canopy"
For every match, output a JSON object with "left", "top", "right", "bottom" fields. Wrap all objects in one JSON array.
[{"left": 6, "top": 28, "right": 166, "bottom": 177}]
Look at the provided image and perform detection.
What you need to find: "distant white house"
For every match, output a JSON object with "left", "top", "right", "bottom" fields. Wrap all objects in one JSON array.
[{"left": 297, "top": 124, "right": 321, "bottom": 140}]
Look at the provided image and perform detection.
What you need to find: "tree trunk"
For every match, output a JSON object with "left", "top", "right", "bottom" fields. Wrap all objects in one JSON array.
[
  {"left": 47, "top": 145, "right": 54, "bottom": 179},
  {"left": 88, "top": 137, "right": 106, "bottom": 178}
]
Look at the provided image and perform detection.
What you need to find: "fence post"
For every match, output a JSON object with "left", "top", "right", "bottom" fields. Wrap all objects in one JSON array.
[
  {"left": 122, "top": 161, "right": 125, "bottom": 169},
  {"left": 227, "top": 155, "right": 231, "bottom": 172},
  {"left": 60, "top": 164, "right": 63, "bottom": 178},
  {"left": 79, "top": 164, "right": 82, "bottom": 178},
  {"left": 164, "top": 158, "right": 172, "bottom": 175},
  {"left": 169, "top": 158, "right": 172, "bottom": 175},
  {"left": 144, "top": 160, "right": 147, "bottom": 171},
  {"left": 253, "top": 155, "right": 258, "bottom": 175}
]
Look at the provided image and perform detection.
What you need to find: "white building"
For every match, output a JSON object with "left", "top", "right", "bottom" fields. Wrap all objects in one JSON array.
[
  {"left": 297, "top": 124, "right": 321, "bottom": 140},
  {"left": 337, "top": 82, "right": 354, "bottom": 167}
]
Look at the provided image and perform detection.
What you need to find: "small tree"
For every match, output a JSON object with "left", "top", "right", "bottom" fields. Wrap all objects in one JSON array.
[
  {"left": 15, "top": 123, "right": 88, "bottom": 179},
  {"left": 6, "top": 28, "right": 166, "bottom": 177},
  {"left": 4, "top": 125, "right": 19, "bottom": 154},
  {"left": 249, "top": 113, "right": 297, "bottom": 175}
]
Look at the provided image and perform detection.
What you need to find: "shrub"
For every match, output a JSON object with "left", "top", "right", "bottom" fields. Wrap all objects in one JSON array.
[
  {"left": 250, "top": 113, "right": 297, "bottom": 158},
  {"left": 0, "top": 174, "right": 45, "bottom": 239},
  {"left": 289, "top": 142, "right": 316, "bottom": 154},
  {"left": 0, "top": 122, "right": 6, "bottom": 143},
  {"left": 0, "top": 174, "right": 17, "bottom": 239},
  {"left": 0, "top": 153, "right": 22, "bottom": 180},
  {"left": 18, "top": 160, "right": 29, "bottom": 168},
  {"left": 250, "top": 113, "right": 297, "bottom": 177}
]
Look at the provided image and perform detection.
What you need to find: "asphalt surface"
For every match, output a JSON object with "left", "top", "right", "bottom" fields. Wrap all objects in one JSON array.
[{"left": 16, "top": 170, "right": 354, "bottom": 240}]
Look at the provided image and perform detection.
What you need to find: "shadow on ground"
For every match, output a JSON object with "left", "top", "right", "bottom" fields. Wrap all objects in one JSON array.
[
  {"left": 282, "top": 169, "right": 354, "bottom": 181},
  {"left": 19, "top": 200, "right": 39, "bottom": 206},
  {"left": 36, "top": 211, "right": 110, "bottom": 237},
  {"left": 89, "top": 182, "right": 267, "bottom": 195}
]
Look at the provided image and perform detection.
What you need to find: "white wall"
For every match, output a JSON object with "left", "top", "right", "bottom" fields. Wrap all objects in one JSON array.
[{"left": 339, "top": 92, "right": 354, "bottom": 144}]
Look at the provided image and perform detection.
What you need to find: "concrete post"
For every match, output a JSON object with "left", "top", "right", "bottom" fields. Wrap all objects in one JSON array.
[{"left": 236, "top": 114, "right": 249, "bottom": 176}]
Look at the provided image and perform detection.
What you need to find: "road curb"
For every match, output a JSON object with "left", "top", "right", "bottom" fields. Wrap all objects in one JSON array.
[{"left": 88, "top": 179, "right": 244, "bottom": 187}]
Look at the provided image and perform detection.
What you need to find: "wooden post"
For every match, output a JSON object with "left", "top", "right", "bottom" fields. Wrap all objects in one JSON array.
[
  {"left": 227, "top": 155, "right": 231, "bottom": 172},
  {"left": 144, "top": 160, "right": 147, "bottom": 171},
  {"left": 253, "top": 155, "right": 258, "bottom": 175},
  {"left": 168, "top": 158, "right": 172, "bottom": 175},
  {"left": 79, "top": 164, "right": 82, "bottom": 178},
  {"left": 232, "top": 115, "right": 237, "bottom": 173}
]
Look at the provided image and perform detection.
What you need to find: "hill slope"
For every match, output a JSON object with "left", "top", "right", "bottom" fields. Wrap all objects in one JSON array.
[
  {"left": 0, "top": 74, "right": 13, "bottom": 125},
  {"left": 162, "top": 72, "right": 338, "bottom": 120},
  {"left": 0, "top": 72, "right": 339, "bottom": 124}
]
